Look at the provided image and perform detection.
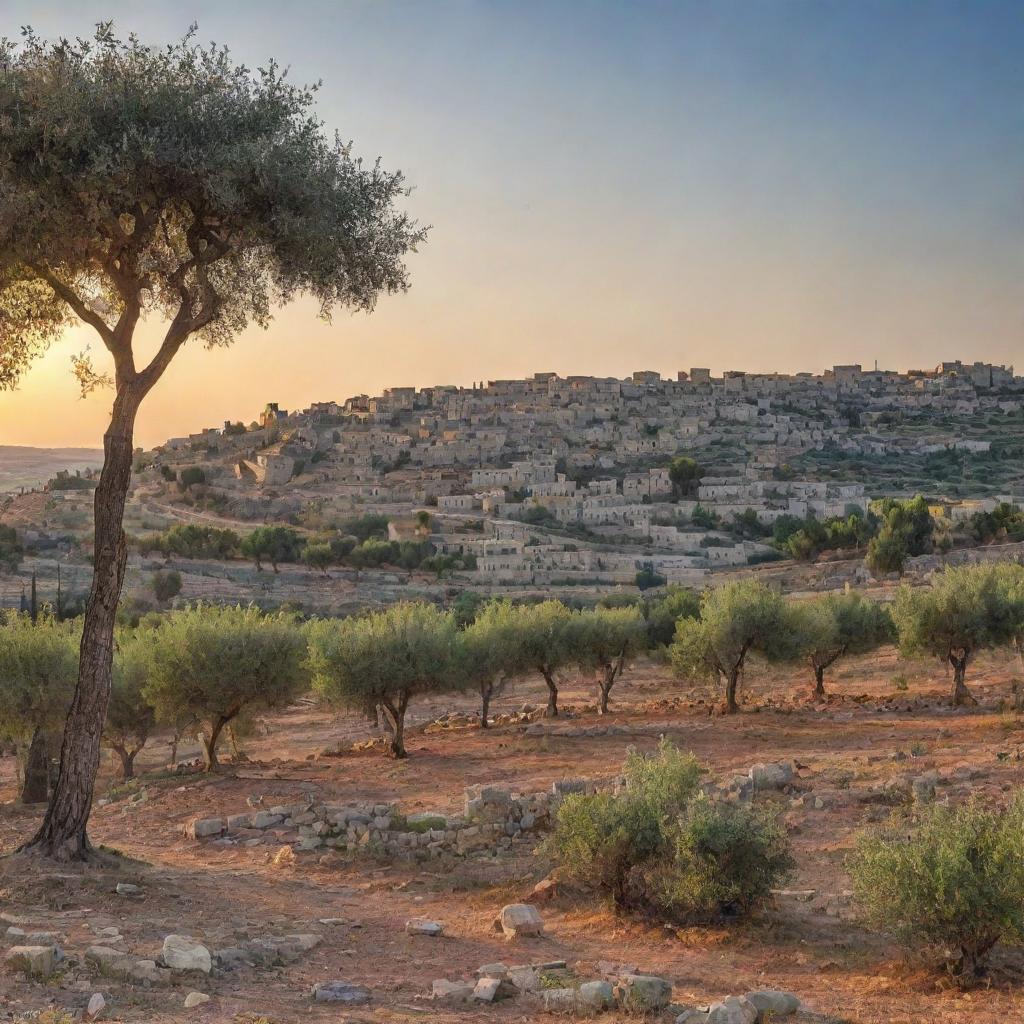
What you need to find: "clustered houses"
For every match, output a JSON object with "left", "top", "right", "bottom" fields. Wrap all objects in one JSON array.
[{"left": 145, "top": 360, "right": 1021, "bottom": 586}]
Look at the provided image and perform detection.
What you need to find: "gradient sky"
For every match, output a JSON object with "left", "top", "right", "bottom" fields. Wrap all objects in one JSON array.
[{"left": 1, "top": 0, "right": 1023, "bottom": 448}]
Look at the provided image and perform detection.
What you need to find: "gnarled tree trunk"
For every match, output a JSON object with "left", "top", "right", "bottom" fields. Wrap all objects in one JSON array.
[
  {"left": 813, "top": 664, "right": 826, "bottom": 699},
  {"left": 380, "top": 691, "right": 410, "bottom": 758},
  {"left": 949, "top": 649, "right": 977, "bottom": 707},
  {"left": 23, "top": 388, "right": 140, "bottom": 860},
  {"left": 724, "top": 668, "right": 741, "bottom": 714},
  {"left": 21, "top": 728, "right": 50, "bottom": 804},
  {"left": 541, "top": 669, "right": 559, "bottom": 717}
]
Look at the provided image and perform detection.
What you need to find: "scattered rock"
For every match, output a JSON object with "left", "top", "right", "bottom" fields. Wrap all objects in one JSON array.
[
  {"left": 183, "top": 992, "right": 210, "bottom": 1009},
  {"left": 432, "top": 978, "right": 474, "bottom": 1001},
  {"left": 579, "top": 979, "right": 614, "bottom": 1009},
  {"left": 162, "top": 935, "right": 212, "bottom": 974},
  {"left": 5, "top": 945, "right": 57, "bottom": 977},
  {"left": 84, "top": 993, "right": 106, "bottom": 1020},
  {"left": 707, "top": 994, "right": 758, "bottom": 1024},
  {"left": 542, "top": 987, "right": 578, "bottom": 1010},
  {"left": 473, "top": 976, "right": 502, "bottom": 1002},
  {"left": 115, "top": 883, "right": 141, "bottom": 897},
  {"left": 312, "top": 980, "right": 371, "bottom": 1004},
  {"left": 499, "top": 903, "right": 544, "bottom": 939},
  {"left": 746, "top": 990, "right": 800, "bottom": 1016},
  {"left": 405, "top": 919, "right": 444, "bottom": 936},
  {"left": 187, "top": 818, "right": 224, "bottom": 839},
  {"left": 615, "top": 973, "right": 673, "bottom": 1011},
  {"left": 749, "top": 762, "right": 795, "bottom": 791}
]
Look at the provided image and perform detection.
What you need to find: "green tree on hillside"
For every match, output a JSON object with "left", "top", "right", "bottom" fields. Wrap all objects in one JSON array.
[
  {"left": 308, "top": 602, "right": 462, "bottom": 758},
  {"left": 0, "top": 25, "right": 422, "bottom": 859},
  {"left": 671, "top": 580, "right": 792, "bottom": 714},
  {"left": 573, "top": 605, "right": 648, "bottom": 713},
  {"left": 241, "top": 526, "right": 304, "bottom": 572},
  {"left": 460, "top": 599, "right": 528, "bottom": 728},
  {"left": 144, "top": 605, "right": 307, "bottom": 769}
]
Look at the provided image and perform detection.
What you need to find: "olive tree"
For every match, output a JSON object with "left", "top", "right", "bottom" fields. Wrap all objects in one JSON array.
[
  {"left": 0, "top": 614, "right": 78, "bottom": 803},
  {"left": 788, "top": 592, "right": 894, "bottom": 698},
  {"left": 0, "top": 26, "right": 423, "bottom": 859},
  {"left": 670, "top": 580, "right": 791, "bottom": 714},
  {"left": 308, "top": 602, "right": 461, "bottom": 758},
  {"left": 572, "top": 605, "right": 647, "bottom": 713},
  {"left": 460, "top": 599, "right": 528, "bottom": 728},
  {"left": 510, "top": 600, "right": 576, "bottom": 717},
  {"left": 103, "top": 629, "right": 156, "bottom": 780},
  {"left": 143, "top": 605, "right": 307, "bottom": 769},
  {"left": 893, "top": 562, "right": 1022, "bottom": 707}
]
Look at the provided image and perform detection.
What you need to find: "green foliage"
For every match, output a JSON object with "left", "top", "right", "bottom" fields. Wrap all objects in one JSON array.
[
  {"left": 143, "top": 604, "right": 306, "bottom": 769},
  {"left": 303, "top": 541, "right": 334, "bottom": 575},
  {"left": 849, "top": 797, "right": 1024, "bottom": 986},
  {"left": 0, "top": 524, "right": 22, "bottom": 571},
  {"left": 308, "top": 602, "right": 462, "bottom": 757},
  {"left": 668, "top": 456, "right": 702, "bottom": 497},
  {"left": 690, "top": 503, "right": 718, "bottom": 529},
  {"left": 0, "top": 24, "right": 424, "bottom": 389},
  {"left": 634, "top": 564, "right": 667, "bottom": 591},
  {"left": 572, "top": 605, "right": 648, "bottom": 711},
  {"left": 970, "top": 502, "right": 1024, "bottom": 544},
  {"left": 548, "top": 742, "right": 788, "bottom": 921},
  {"left": 504, "top": 599, "right": 576, "bottom": 715},
  {"left": 893, "top": 562, "right": 1024, "bottom": 705},
  {"left": 150, "top": 570, "right": 182, "bottom": 605},
  {"left": 104, "top": 628, "right": 157, "bottom": 777},
  {"left": 650, "top": 795, "right": 793, "bottom": 920},
  {"left": 139, "top": 523, "right": 241, "bottom": 560},
  {"left": 160, "top": 465, "right": 177, "bottom": 483},
  {"left": 866, "top": 496, "right": 935, "bottom": 577},
  {"left": 547, "top": 741, "right": 701, "bottom": 905},
  {"left": 178, "top": 466, "right": 207, "bottom": 491},
  {"left": 46, "top": 469, "right": 95, "bottom": 490},
  {"left": 671, "top": 579, "right": 793, "bottom": 712},
  {"left": 788, "top": 592, "right": 894, "bottom": 695},
  {"left": 340, "top": 513, "right": 390, "bottom": 542},
  {"left": 0, "top": 612, "right": 78, "bottom": 745},
  {"left": 240, "top": 526, "right": 304, "bottom": 571},
  {"left": 642, "top": 586, "right": 701, "bottom": 648}
]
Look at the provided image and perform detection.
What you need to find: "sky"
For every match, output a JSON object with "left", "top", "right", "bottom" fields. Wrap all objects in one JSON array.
[{"left": 1, "top": 0, "right": 1023, "bottom": 448}]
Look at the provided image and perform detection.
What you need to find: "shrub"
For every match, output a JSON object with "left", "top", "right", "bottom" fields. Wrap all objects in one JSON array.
[
  {"left": 151, "top": 569, "right": 182, "bottom": 605},
  {"left": 649, "top": 796, "right": 792, "bottom": 920},
  {"left": 849, "top": 797, "right": 1024, "bottom": 987},
  {"left": 546, "top": 741, "right": 702, "bottom": 908}
]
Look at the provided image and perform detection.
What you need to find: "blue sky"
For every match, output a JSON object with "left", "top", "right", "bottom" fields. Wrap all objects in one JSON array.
[{"left": 2, "top": 1, "right": 1022, "bottom": 445}]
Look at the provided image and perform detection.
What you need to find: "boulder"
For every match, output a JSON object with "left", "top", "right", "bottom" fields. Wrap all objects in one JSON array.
[
  {"left": 745, "top": 990, "right": 800, "bottom": 1017},
  {"left": 676, "top": 1010, "right": 710, "bottom": 1024},
  {"left": 86, "top": 946, "right": 131, "bottom": 974},
  {"left": 187, "top": 818, "right": 224, "bottom": 839},
  {"left": 183, "top": 992, "right": 210, "bottom": 1009},
  {"left": 115, "top": 883, "right": 141, "bottom": 896},
  {"left": 432, "top": 979, "right": 474, "bottom": 1002},
  {"left": 499, "top": 903, "right": 544, "bottom": 939},
  {"left": 312, "top": 980, "right": 371, "bottom": 1004},
  {"left": 579, "top": 979, "right": 614, "bottom": 1009},
  {"left": 748, "top": 762, "right": 794, "bottom": 791},
  {"left": 405, "top": 919, "right": 444, "bottom": 937},
  {"left": 542, "top": 987, "right": 578, "bottom": 1011},
  {"left": 162, "top": 935, "right": 212, "bottom": 974},
  {"left": 614, "top": 974, "right": 673, "bottom": 1011},
  {"left": 5, "top": 945, "right": 57, "bottom": 977},
  {"left": 473, "top": 976, "right": 501, "bottom": 1002},
  {"left": 707, "top": 994, "right": 758, "bottom": 1024},
  {"left": 84, "top": 993, "right": 106, "bottom": 1020}
]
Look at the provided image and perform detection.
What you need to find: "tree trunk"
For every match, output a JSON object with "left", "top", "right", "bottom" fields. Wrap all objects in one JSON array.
[
  {"left": 202, "top": 716, "right": 231, "bottom": 771},
  {"left": 597, "top": 666, "right": 615, "bottom": 714},
  {"left": 24, "top": 388, "right": 140, "bottom": 860},
  {"left": 115, "top": 746, "right": 137, "bottom": 780},
  {"left": 480, "top": 681, "right": 492, "bottom": 729},
  {"left": 813, "top": 664, "right": 825, "bottom": 699},
  {"left": 724, "top": 668, "right": 740, "bottom": 714},
  {"left": 21, "top": 728, "right": 50, "bottom": 805},
  {"left": 541, "top": 670, "right": 559, "bottom": 717},
  {"left": 381, "top": 692, "right": 410, "bottom": 758},
  {"left": 949, "top": 652, "right": 977, "bottom": 707}
]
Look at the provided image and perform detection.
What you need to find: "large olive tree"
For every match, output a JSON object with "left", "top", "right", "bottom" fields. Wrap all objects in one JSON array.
[{"left": 0, "top": 26, "right": 423, "bottom": 859}]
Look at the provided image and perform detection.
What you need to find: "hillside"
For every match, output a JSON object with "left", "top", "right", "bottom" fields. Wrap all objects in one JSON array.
[{"left": 0, "top": 446, "right": 103, "bottom": 494}]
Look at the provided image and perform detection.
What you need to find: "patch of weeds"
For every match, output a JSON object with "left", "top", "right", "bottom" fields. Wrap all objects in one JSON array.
[
  {"left": 892, "top": 674, "right": 909, "bottom": 692},
  {"left": 539, "top": 967, "right": 577, "bottom": 989},
  {"left": 909, "top": 741, "right": 929, "bottom": 757}
]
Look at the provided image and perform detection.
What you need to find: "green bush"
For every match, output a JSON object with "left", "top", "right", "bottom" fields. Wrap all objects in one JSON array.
[
  {"left": 547, "top": 741, "right": 699, "bottom": 906},
  {"left": 546, "top": 742, "right": 789, "bottom": 921},
  {"left": 649, "top": 796, "right": 792, "bottom": 920},
  {"left": 849, "top": 797, "right": 1024, "bottom": 987}
]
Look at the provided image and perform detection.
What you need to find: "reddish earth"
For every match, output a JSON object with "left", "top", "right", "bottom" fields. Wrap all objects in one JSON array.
[{"left": 3, "top": 648, "right": 1024, "bottom": 1023}]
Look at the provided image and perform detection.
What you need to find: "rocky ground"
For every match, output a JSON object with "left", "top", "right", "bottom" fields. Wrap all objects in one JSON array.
[{"left": 3, "top": 650, "right": 1024, "bottom": 1023}]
